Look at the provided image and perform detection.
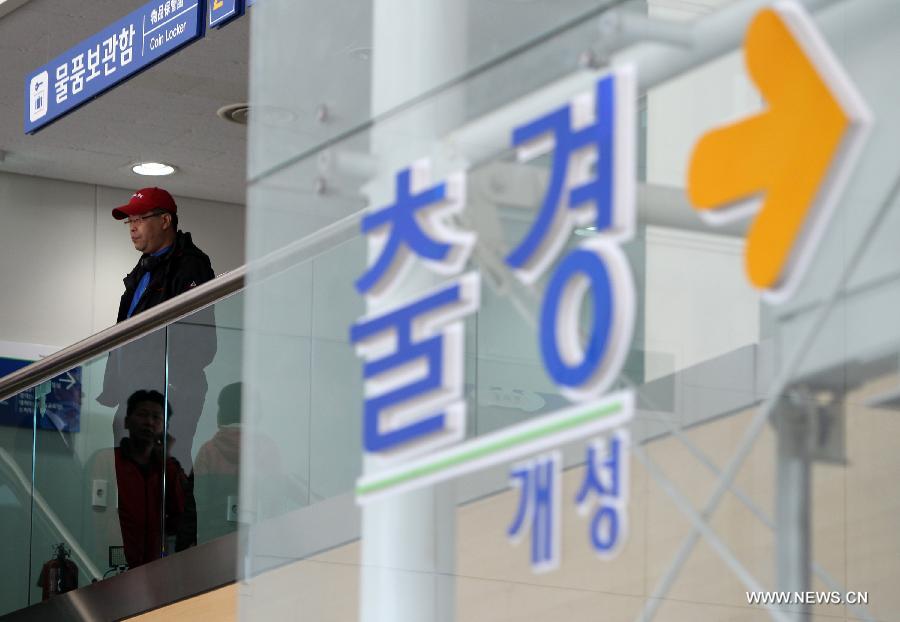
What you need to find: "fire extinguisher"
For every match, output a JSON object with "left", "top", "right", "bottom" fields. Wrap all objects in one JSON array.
[{"left": 38, "top": 543, "right": 79, "bottom": 601}]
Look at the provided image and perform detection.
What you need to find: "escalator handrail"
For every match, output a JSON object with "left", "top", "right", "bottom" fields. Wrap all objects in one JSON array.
[{"left": 0, "top": 266, "right": 244, "bottom": 404}]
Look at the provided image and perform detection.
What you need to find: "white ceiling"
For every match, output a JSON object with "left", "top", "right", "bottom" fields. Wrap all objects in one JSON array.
[{"left": 0, "top": 0, "right": 250, "bottom": 205}]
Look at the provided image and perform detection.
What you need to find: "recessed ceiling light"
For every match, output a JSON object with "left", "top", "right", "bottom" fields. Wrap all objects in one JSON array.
[
  {"left": 132, "top": 162, "right": 176, "bottom": 176},
  {"left": 217, "top": 103, "right": 249, "bottom": 125}
]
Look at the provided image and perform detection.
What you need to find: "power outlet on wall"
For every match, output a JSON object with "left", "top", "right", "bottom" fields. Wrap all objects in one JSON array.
[{"left": 92, "top": 479, "right": 108, "bottom": 508}]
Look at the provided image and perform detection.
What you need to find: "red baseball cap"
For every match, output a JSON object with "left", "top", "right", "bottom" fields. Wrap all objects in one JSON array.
[{"left": 112, "top": 187, "right": 178, "bottom": 220}]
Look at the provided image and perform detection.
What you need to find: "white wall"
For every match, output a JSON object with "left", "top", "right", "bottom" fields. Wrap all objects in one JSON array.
[
  {"left": 0, "top": 170, "right": 245, "bottom": 350},
  {"left": 644, "top": 227, "right": 759, "bottom": 381}
]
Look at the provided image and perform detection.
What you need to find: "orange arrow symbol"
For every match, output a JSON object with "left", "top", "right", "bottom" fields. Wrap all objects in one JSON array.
[{"left": 688, "top": 1, "right": 871, "bottom": 302}]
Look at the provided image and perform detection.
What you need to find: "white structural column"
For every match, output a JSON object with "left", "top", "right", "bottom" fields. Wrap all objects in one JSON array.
[{"left": 360, "top": 2, "right": 468, "bottom": 622}]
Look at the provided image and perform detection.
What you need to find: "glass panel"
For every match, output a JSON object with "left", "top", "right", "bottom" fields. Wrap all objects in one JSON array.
[
  {"left": 0, "top": 383, "right": 36, "bottom": 615},
  {"left": 243, "top": 258, "right": 314, "bottom": 526},
  {"left": 1, "top": 291, "right": 244, "bottom": 617},
  {"left": 248, "top": 0, "right": 645, "bottom": 182},
  {"left": 28, "top": 328, "right": 167, "bottom": 607},
  {"left": 168, "top": 291, "right": 245, "bottom": 546},
  {"left": 307, "top": 238, "right": 366, "bottom": 503},
  {"left": 242, "top": 0, "right": 900, "bottom": 620}
]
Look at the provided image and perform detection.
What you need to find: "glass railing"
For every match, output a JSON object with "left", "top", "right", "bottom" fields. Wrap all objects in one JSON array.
[{"left": 0, "top": 286, "right": 245, "bottom": 616}]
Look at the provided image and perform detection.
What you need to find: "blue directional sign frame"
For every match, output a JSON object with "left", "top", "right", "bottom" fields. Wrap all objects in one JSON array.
[
  {"left": 209, "top": 0, "right": 245, "bottom": 29},
  {"left": 24, "top": 0, "right": 207, "bottom": 134}
]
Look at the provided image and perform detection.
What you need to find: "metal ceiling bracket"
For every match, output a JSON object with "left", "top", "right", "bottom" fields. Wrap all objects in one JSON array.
[{"left": 780, "top": 385, "right": 846, "bottom": 465}]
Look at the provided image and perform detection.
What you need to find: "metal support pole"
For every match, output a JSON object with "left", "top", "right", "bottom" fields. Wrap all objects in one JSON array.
[
  {"left": 633, "top": 444, "right": 792, "bottom": 622},
  {"left": 596, "top": 10, "right": 695, "bottom": 52},
  {"left": 775, "top": 392, "right": 813, "bottom": 620}
]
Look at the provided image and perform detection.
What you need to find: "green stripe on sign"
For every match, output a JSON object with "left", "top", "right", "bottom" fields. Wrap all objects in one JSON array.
[{"left": 356, "top": 401, "right": 622, "bottom": 496}]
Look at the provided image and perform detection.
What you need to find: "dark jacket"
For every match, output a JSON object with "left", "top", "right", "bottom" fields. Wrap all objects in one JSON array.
[
  {"left": 115, "top": 230, "right": 215, "bottom": 322},
  {"left": 114, "top": 438, "right": 195, "bottom": 568},
  {"left": 99, "top": 231, "right": 217, "bottom": 407}
]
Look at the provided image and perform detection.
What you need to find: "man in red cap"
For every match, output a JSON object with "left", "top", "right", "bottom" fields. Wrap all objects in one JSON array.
[
  {"left": 99, "top": 187, "right": 216, "bottom": 475},
  {"left": 110, "top": 187, "right": 214, "bottom": 318}
]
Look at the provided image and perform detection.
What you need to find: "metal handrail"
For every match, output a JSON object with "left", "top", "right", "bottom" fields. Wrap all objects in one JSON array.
[
  {"left": 0, "top": 268, "right": 244, "bottom": 404},
  {"left": 0, "top": 209, "right": 362, "bottom": 403}
]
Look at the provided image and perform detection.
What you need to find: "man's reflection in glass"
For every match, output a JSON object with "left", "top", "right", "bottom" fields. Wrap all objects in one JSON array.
[
  {"left": 194, "top": 382, "right": 242, "bottom": 542},
  {"left": 194, "top": 382, "right": 296, "bottom": 541},
  {"left": 115, "top": 390, "right": 195, "bottom": 568}
]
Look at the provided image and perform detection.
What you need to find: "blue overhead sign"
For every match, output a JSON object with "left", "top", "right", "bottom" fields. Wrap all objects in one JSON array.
[
  {"left": 209, "top": 0, "right": 244, "bottom": 28},
  {"left": 24, "top": 0, "right": 205, "bottom": 134}
]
